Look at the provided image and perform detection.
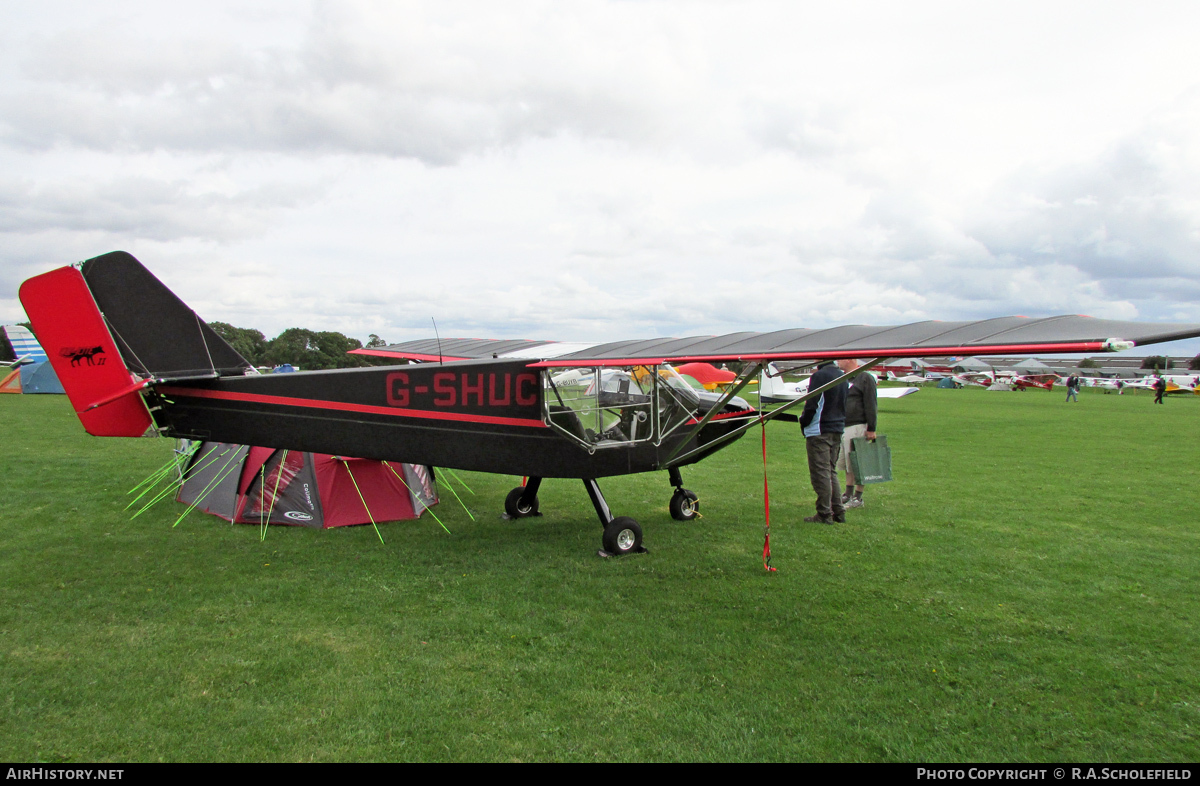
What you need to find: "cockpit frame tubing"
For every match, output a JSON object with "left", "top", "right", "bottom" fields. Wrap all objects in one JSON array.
[
  {"left": 542, "top": 366, "right": 657, "bottom": 452},
  {"left": 653, "top": 365, "right": 709, "bottom": 445},
  {"left": 762, "top": 360, "right": 816, "bottom": 379}
]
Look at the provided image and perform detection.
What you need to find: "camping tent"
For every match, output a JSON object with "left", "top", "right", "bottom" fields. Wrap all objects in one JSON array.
[
  {"left": 177, "top": 442, "right": 438, "bottom": 528},
  {"left": 19, "top": 361, "right": 65, "bottom": 394},
  {"left": 0, "top": 367, "right": 22, "bottom": 393},
  {"left": 1, "top": 326, "right": 63, "bottom": 394}
]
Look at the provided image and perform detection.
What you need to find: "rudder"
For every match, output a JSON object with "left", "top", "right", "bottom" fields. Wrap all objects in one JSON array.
[
  {"left": 19, "top": 264, "right": 154, "bottom": 436},
  {"left": 18, "top": 251, "right": 252, "bottom": 437}
]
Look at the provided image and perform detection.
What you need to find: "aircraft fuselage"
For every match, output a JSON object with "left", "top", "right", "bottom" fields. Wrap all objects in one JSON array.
[{"left": 150, "top": 358, "right": 748, "bottom": 479}]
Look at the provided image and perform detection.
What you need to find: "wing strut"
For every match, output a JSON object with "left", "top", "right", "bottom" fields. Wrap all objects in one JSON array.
[
  {"left": 661, "top": 362, "right": 763, "bottom": 466},
  {"left": 663, "top": 357, "right": 886, "bottom": 469}
]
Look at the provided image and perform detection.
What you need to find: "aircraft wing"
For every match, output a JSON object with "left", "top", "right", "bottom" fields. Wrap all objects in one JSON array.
[
  {"left": 878, "top": 387, "right": 920, "bottom": 399},
  {"left": 353, "top": 316, "right": 1200, "bottom": 368},
  {"left": 525, "top": 316, "right": 1200, "bottom": 367}
]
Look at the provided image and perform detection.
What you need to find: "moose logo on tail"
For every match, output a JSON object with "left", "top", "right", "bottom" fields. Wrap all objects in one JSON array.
[{"left": 59, "top": 346, "right": 106, "bottom": 367}]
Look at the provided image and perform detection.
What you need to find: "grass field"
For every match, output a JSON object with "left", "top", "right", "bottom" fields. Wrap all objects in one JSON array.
[{"left": 2, "top": 387, "right": 1198, "bottom": 762}]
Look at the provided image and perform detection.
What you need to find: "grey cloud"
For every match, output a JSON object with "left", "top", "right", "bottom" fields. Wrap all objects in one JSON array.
[
  {"left": 1, "top": 9, "right": 670, "bottom": 164},
  {"left": 969, "top": 133, "right": 1200, "bottom": 283},
  {"left": 780, "top": 100, "right": 1200, "bottom": 322},
  {"left": 744, "top": 99, "right": 870, "bottom": 160},
  {"left": 0, "top": 176, "right": 318, "bottom": 241},
  {"left": 1098, "top": 277, "right": 1200, "bottom": 304}
]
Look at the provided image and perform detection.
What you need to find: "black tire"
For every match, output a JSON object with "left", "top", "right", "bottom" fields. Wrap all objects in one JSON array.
[
  {"left": 669, "top": 489, "right": 699, "bottom": 521},
  {"left": 504, "top": 486, "right": 539, "bottom": 518},
  {"left": 602, "top": 517, "right": 643, "bottom": 555}
]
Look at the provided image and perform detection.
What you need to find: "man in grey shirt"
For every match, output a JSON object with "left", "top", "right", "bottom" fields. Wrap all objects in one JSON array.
[{"left": 836, "top": 358, "right": 877, "bottom": 509}]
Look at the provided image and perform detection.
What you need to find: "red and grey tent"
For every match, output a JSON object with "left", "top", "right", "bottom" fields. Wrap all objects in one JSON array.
[{"left": 177, "top": 442, "right": 438, "bottom": 528}]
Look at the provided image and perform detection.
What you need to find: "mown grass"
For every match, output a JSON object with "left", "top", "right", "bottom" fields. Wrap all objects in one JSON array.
[{"left": 1, "top": 388, "right": 1197, "bottom": 762}]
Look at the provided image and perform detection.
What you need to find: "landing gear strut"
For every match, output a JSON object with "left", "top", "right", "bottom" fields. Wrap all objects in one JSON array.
[
  {"left": 584, "top": 478, "right": 645, "bottom": 556},
  {"left": 667, "top": 466, "right": 699, "bottom": 521}
]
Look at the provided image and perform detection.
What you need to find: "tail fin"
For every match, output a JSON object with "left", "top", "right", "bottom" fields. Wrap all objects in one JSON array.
[
  {"left": 79, "top": 252, "right": 250, "bottom": 378},
  {"left": 19, "top": 251, "right": 251, "bottom": 437}
]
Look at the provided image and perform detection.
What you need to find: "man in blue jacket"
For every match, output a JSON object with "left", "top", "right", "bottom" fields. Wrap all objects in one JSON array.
[{"left": 799, "top": 359, "right": 849, "bottom": 524}]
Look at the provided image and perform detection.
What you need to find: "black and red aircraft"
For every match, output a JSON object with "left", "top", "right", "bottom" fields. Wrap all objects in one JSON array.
[{"left": 19, "top": 252, "right": 1200, "bottom": 555}]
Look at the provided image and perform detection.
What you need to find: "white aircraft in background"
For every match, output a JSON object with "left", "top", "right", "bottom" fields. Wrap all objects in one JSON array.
[
  {"left": 1163, "top": 374, "right": 1200, "bottom": 394},
  {"left": 1121, "top": 378, "right": 1161, "bottom": 392},
  {"left": 951, "top": 372, "right": 993, "bottom": 388},
  {"left": 887, "top": 372, "right": 931, "bottom": 386},
  {"left": 1082, "top": 377, "right": 1122, "bottom": 391},
  {"left": 759, "top": 363, "right": 919, "bottom": 404},
  {"left": 1081, "top": 376, "right": 1181, "bottom": 393}
]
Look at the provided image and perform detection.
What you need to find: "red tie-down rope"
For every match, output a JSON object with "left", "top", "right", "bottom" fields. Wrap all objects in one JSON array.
[{"left": 760, "top": 413, "right": 776, "bottom": 572}]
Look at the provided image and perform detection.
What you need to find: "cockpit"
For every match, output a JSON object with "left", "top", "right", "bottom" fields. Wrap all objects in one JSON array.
[{"left": 542, "top": 364, "right": 752, "bottom": 451}]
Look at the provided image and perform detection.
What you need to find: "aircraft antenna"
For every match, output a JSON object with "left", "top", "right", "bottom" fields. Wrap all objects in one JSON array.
[{"left": 432, "top": 318, "right": 443, "bottom": 365}]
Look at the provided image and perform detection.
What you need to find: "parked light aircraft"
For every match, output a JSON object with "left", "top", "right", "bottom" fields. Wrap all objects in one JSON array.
[
  {"left": 761, "top": 363, "right": 919, "bottom": 402},
  {"left": 1163, "top": 375, "right": 1200, "bottom": 394},
  {"left": 1123, "top": 378, "right": 1162, "bottom": 393},
  {"left": 1009, "top": 373, "right": 1060, "bottom": 391},
  {"left": 950, "top": 372, "right": 993, "bottom": 388},
  {"left": 887, "top": 372, "right": 931, "bottom": 385},
  {"left": 20, "top": 252, "right": 1200, "bottom": 555}
]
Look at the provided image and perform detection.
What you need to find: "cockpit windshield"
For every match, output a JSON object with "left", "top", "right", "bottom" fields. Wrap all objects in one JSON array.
[
  {"left": 541, "top": 363, "right": 752, "bottom": 450},
  {"left": 544, "top": 367, "right": 655, "bottom": 449}
]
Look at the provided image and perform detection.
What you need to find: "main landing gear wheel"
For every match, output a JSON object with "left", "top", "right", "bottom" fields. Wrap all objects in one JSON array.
[
  {"left": 504, "top": 486, "right": 539, "bottom": 518},
  {"left": 669, "top": 489, "right": 699, "bottom": 521},
  {"left": 602, "top": 517, "right": 643, "bottom": 555}
]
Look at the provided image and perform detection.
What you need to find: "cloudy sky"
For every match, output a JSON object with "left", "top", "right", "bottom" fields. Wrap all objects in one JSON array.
[{"left": 3, "top": 1, "right": 1200, "bottom": 355}]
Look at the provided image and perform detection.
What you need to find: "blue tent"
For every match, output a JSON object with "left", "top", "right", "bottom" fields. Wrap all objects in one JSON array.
[{"left": 20, "top": 361, "right": 65, "bottom": 394}]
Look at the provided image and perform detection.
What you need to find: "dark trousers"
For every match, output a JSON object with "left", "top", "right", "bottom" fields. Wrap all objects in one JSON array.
[{"left": 806, "top": 432, "right": 845, "bottom": 518}]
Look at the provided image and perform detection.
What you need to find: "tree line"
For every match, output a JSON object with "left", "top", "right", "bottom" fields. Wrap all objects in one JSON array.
[
  {"left": 1139, "top": 355, "right": 1200, "bottom": 372},
  {"left": 207, "top": 323, "right": 399, "bottom": 370}
]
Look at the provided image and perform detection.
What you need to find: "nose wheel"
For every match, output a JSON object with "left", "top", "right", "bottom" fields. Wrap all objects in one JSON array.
[
  {"left": 667, "top": 466, "right": 699, "bottom": 521},
  {"left": 669, "top": 488, "right": 699, "bottom": 521}
]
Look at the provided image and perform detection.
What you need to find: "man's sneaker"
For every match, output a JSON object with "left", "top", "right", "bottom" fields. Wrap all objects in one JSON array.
[
  {"left": 845, "top": 497, "right": 864, "bottom": 509},
  {"left": 841, "top": 493, "right": 852, "bottom": 504},
  {"left": 803, "top": 514, "right": 834, "bottom": 524},
  {"left": 832, "top": 512, "right": 846, "bottom": 523}
]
